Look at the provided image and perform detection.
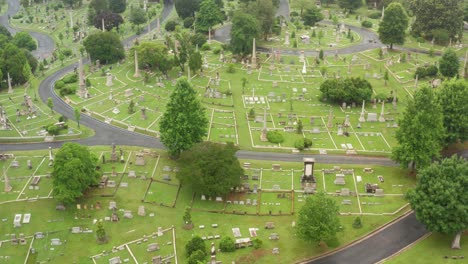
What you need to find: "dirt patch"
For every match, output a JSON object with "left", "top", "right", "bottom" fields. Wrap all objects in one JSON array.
[{"left": 235, "top": 249, "right": 268, "bottom": 263}]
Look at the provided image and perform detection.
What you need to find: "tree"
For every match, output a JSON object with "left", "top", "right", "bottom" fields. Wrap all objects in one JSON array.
[
  {"left": 407, "top": 155, "right": 468, "bottom": 236},
  {"left": 90, "top": 0, "right": 108, "bottom": 13},
  {"left": 230, "top": 12, "right": 260, "bottom": 56},
  {"left": 383, "top": 70, "right": 389, "bottom": 86},
  {"left": 317, "top": 30, "right": 324, "bottom": 45},
  {"left": 159, "top": 77, "right": 208, "bottom": 158},
  {"left": 177, "top": 142, "right": 243, "bottom": 196},
  {"left": 439, "top": 49, "right": 460, "bottom": 78},
  {"left": 292, "top": 0, "right": 314, "bottom": 16},
  {"left": 183, "top": 206, "right": 192, "bottom": 225},
  {"left": 175, "top": 0, "right": 201, "bottom": 19},
  {"left": 303, "top": 7, "right": 324, "bottom": 27},
  {"left": 83, "top": 31, "right": 125, "bottom": 64},
  {"left": 392, "top": 86, "right": 445, "bottom": 171},
  {"left": 52, "top": 143, "right": 100, "bottom": 204},
  {"left": 319, "top": 77, "right": 373, "bottom": 103},
  {"left": 219, "top": 237, "right": 236, "bottom": 252},
  {"left": 296, "top": 192, "right": 341, "bottom": 245},
  {"left": 0, "top": 43, "right": 28, "bottom": 84},
  {"left": 188, "top": 250, "right": 206, "bottom": 264},
  {"left": 188, "top": 50, "right": 202, "bottom": 73},
  {"left": 338, "top": 0, "right": 363, "bottom": 12},
  {"left": 195, "top": 0, "right": 223, "bottom": 33},
  {"left": 129, "top": 6, "right": 146, "bottom": 31},
  {"left": 74, "top": 108, "right": 81, "bottom": 128},
  {"left": 250, "top": 0, "right": 276, "bottom": 40},
  {"left": 133, "top": 41, "right": 173, "bottom": 74},
  {"left": 108, "top": 0, "right": 126, "bottom": 13},
  {"left": 93, "top": 10, "right": 124, "bottom": 31},
  {"left": 409, "top": 0, "right": 464, "bottom": 42},
  {"left": 296, "top": 119, "right": 303, "bottom": 134},
  {"left": 12, "top": 32, "right": 36, "bottom": 51},
  {"left": 378, "top": 2, "right": 408, "bottom": 49},
  {"left": 47, "top": 97, "right": 54, "bottom": 114},
  {"left": 436, "top": 79, "right": 468, "bottom": 145},
  {"left": 96, "top": 222, "right": 107, "bottom": 243},
  {"left": 185, "top": 236, "right": 206, "bottom": 257},
  {"left": 0, "top": 25, "right": 12, "bottom": 39},
  {"left": 128, "top": 100, "right": 135, "bottom": 114}
]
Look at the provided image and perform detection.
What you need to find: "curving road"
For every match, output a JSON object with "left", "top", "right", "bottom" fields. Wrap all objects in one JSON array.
[{"left": 0, "top": 1, "right": 430, "bottom": 264}]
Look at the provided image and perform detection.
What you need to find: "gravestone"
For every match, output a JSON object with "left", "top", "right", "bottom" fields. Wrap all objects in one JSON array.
[
  {"left": 123, "top": 210, "right": 133, "bottom": 219},
  {"left": 147, "top": 243, "right": 160, "bottom": 252},
  {"left": 367, "top": 113, "right": 378, "bottom": 122},
  {"left": 109, "top": 201, "right": 117, "bottom": 210},
  {"left": 337, "top": 125, "right": 343, "bottom": 136},
  {"left": 374, "top": 189, "right": 384, "bottom": 197},
  {"left": 106, "top": 73, "right": 114, "bottom": 87},
  {"left": 334, "top": 174, "right": 346, "bottom": 185},
  {"left": 340, "top": 188, "right": 350, "bottom": 196},
  {"left": 344, "top": 115, "right": 350, "bottom": 127},
  {"left": 135, "top": 152, "right": 145, "bottom": 166},
  {"left": 128, "top": 170, "right": 136, "bottom": 178},
  {"left": 138, "top": 206, "right": 146, "bottom": 216},
  {"left": 27, "top": 160, "right": 32, "bottom": 170}
]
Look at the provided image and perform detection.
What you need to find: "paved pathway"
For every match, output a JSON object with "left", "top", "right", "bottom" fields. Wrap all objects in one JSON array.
[{"left": 0, "top": 1, "right": 430, "bottom": 264}]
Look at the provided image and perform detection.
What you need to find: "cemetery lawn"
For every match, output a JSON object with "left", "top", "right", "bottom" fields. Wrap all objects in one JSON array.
[
  {"left": 384, "top": 233, "right": 468, "bottom": 264},
  {"left": 0, "top": 147, "right": 416, "bottom": 263}
]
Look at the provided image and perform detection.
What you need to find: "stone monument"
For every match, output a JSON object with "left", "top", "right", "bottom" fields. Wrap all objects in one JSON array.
[
  {"left": 251, "top": 38, "right": 257, "bottom": 69},
  {"left": 133, "top": 50, "right": 141, "bottom": 78},
  {"left": 359, "top": 100, "right": 366, "bottom": 123},
  {"left": 3, "top": 167, "right": 12, "bottom": 192},
  {"left": 7, "top": 72, "right": 13, "bottom": 94},
  {"left": 260, "top": 108, "right": 267, "bottom": 142},
  {"left": 106, "top": 73, "right": 114, "bottom": 87},
  {"left": 378, "top": 102, "right": 386, "bottom": 122}
]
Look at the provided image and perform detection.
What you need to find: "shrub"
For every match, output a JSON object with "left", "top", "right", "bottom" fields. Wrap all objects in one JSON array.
[
  {"left": 59, "top": 86, "right": 76, "bottom": 96},
  {"left": 191, "top": 33, "right": 207, "bottom": 48},
  {"left": 226, "top": 64, "right": 236, "bottom": 73},
  {"left": 201, "top": 43, "right": 211, "bottom": 51},
  {"left": 58, "top": 116, "right": 68, "bottom": 122},
  {"left": 55, "top": 80, "right": 65, "bottom": 90},
  {"left": 219, "top": 237, "right": 236, "bottom": 252},
  {"left": 188, "top": 250, "right": 206, "bottom": 264},
  {"left": 414, "top": 65, "right": 438, "bottom": 78},
  {"left": 353, "top": 217, "right": 362, "bottom": 228},
  {"left": 267, "top": 130, "right": 284, "bottom": 144},
  {"left": 185, "top": 236, "right": 206, "bottom": 257},
  {"left": 295, "top": 138, "right": 305, "bottom": 150},
  {"left": 62, "top": 74, "right": 78, "bottom": 84},
  {"left": 252, "top": 238, "right": 263, "bottom": 249},
  {"left": 290, "top": 11, "right": 299, "bottom": 17},
  {"left": 303, "top": 138, "right": 312, "bottom": 148},
  {"left": 183, "top": 17, "right": 194, "bottom": 28},
  {"left": 165, "top": 20, "right": 178, "bottom": 32},
  {"left": 361, "top": 20, "right": 373, "bottom": 28},
  {"left": 431, "top": 29, "right": 450, "bottom": 45},
  {"left": 47, "top": 125, "right": 60, "bottom": 136},
  {"left": 368, "top": 12, "right": 381, "bottom": 19},
  {"left": 212, "top": 47, "right": 221, "bottom": 55},
  {"left": 248, "top": 108, "right": 255, "bottom": 119},
  {"left": 61, "top": 48, "right": 73, "bottom": 57}
]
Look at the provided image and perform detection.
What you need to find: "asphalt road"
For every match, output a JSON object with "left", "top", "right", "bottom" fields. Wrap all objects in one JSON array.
[{"left": 0, "top": 1, "right": 430, "bottom": 264}]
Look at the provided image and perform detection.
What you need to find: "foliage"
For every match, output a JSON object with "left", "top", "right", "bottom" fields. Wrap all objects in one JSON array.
[
  {"left": 296, "top": 192, "right": 341, "bottom": 245},
  {"left": 219, "top": 237, "right": 236, "bottom": 252},
  {"left": 108, "top": 0, "right": 126, "bottom": 13},
  {"left": 189, "top": 51, "right": 202, "bottom": 73},
  {"left": 96, "top": 222, "right": 107, "bottom": 243},
  {"left": 47, "top": 97, "right": 54, "bottom": 113},
  {"left": 47, "top": 125, "right": 60, "bottom": 136},
  {"left": 407, "top": 155, "right": 468, "bottom": 234},
  {"left": 267, "top": 130, "right": 285, "bottom": 144},
  {"left": 436, "top": 79, "right": 468, "bottom": 145},
  {"left": 242, "top": 0, "right": 276, "bottom": 40},
  {"left": 128, "top": 100, "right": 135, "bottom": 114},
  {"left": 177, "top": 142, "right": 243, "bottom": 197},
  {"left": 133, "top": 41, "right": 173, "bottom": 74},
  {"left": 188, "top": 250, "right": 206, "bottom": 264},
  {"left": 338, "top": 0, "right": 363, "bottom": 12},
  {"left": 392, "top": 86, "right": 445, "bottom": 171},
  {"left": 414, "top": 65, "right": 438, "bottom": 79},
  {"left": 175, "top": 0, "right": 201, "bottom": 19},
  {"left": 83, "top": 32, "right": 125, "bottom": 64},
  {"left": 439, "top": 49, "right": 459, "bottom": 78},
  {"left": 230, "top": 12, "right": 259, "bottom": 56},
  {"left": 90, "top": 0, "right": 107, "bottom": 13},
  {"left": 159, "top": 77, "right": 208, "bottom": 158},
  {"left": 296, "top": 119, "right": 303, "bottom": 134},
  {"left": 191, "top": 33, "right": 207, "bottom": 48},
  {"left": 252, "top": 238, "right": 263, "bottom": 249},
  {"left": 319, "top": 77, "right": 373, "bottom": 104},
  {"left": 129, "top": 6, "right": 146, "bottom": 28},
  {"left": 52, "top": 143, "right": 100, "bottom": 204},
  {"left": 195, "top": 0, "right": 223, "bottom": 33},
  {"left": 409, "top": 0, "right": 464, "bottom": 42},
  {"left": 361, "top": 20, "right": 373, "bottom": 28},
  {"left": 74, "top": 108, "right": 81, "bottom": 128},
  {"left": 248, "top": 108, "right": 255, "bottom": 118},
  {"left": 302, "top": 7, "right": 324, "bottom": 26},
  {"left": 93, "top": 10, "right": 123, "bottom": 31},
  {"left": 183, "top": 206, "right": 192, "bottom": 224},
  {"left": 165, "top": 20, "right": 178, "bottom": 32},
  {"left": 12, "top": 32, "right": 37, "bottom": 51},
  {"left": 0, "top": 43, "right": 29, "bottom": 84},
  {"left": 185, "top": 236, "right": 206, "bottom": 257},
  {"left": 295, "top": 138, "right": 305, "bottom": 150},
  {"left": 378, "top": 3, "right": 408, "bottom": 49},
  {"left": 184, "top": 17, "right": 195, "bottom": 29},
  {"left": 353, "top": 217, "right": 362, "bottom": 229},
  {"left": 431, "top": 29, "right": 450, "bottom": 45}
]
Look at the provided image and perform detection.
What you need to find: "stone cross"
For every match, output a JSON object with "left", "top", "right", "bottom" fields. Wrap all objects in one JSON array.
[
  {"left": 378, "top": 102, "right": 386, "bottom": 122},
  {"left": 133, "top": 50, "right": 141, "bottom": 78},
  {"left": 359, "top": 100, "right": 366, "bottom": 123},
  {"left": 7, "top": 72, "right": 13, "bottom": 94},
  {"left": 3, "top": 167, "right": 12, "bottom": 192},
  {"left": 301, "top": 60, "right": 307, "bottom": 74},
  {"left": 251, "top": 38, "right": 257, "bottom": 69}
]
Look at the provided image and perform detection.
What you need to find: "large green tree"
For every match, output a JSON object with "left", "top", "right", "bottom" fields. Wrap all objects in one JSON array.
[
  {"left": 177, "top": 142, "right": 243, "bottom": 197},
  {"left": 159, "top": 77, "right": 208, "bottom": 158},
  {"left": 230, "top": 12, "right": 260, "bottom": 56},
  {"left": 292, "top": 0, "right": 314, "bottom": 16},
  {"left": 108, "top": 0, "right": 126, "bottom": 13},
  {"left": 319, "top": 77, "right": 373, "bottom": 103},
  {"left": 175, "top": 0, "right": 201, "bottom": 19},
  {"left": 93, "top": 10, "right": 124, "bottom": 31},
  {"left": 296, "top": 192, "right": 341, "bottom": 245},
  {"left": 12, "top": 32, "right": 36, "bottom": 51},
  {"left": 243, "top": 0, "right": 276, "bottom": 40},
  {"left": 0, "top": 43, "right": 29, "bottom": 84},
  {"left": 378, "top": 2, "right": 408, "bottom": 49},
  {"left": 83, "top": 31, "right": 125, "bottom": 64},
  {"left": 436, "top": 79, "right": 468, "bottom": 145},
  {"left": 129, "top": 6, "right": 147, "bottom": 30},
  {"left": 439, "top": 49, "right": 460, "bottom": 78},
  {"left": 392, "top": 86, "right": 445, "bottom": 171},
  {"left": 133, "top": 41, "right": 173, "bottom": 74},
  {"left": 195, "top": 0, "right": 223, "bottom": 33},
  {"left": 338, "top": 0, "right": 363, "bottom": 12},
  {"left": 303, "top": 7, "right": 324, "bottom": 27},
  {"left": 407, "top": 155, "right": 468, "bottom": 235},
  {"left": 409, "top": 0, "right": 464, "bottom": 42},
  {"left": 52, "top": 143, "right": 100, "bottom": 204}
]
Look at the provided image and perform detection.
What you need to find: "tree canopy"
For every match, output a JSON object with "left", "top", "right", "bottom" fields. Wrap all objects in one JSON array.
[
  {"left": 83, "top": 31, "right": 125, "bottom": 64},
  {"left": 392, "top": 86, "right": 445, "bottom": 171},
  {"left": 133, "top": 41, "right": 173, "bottom": 74},
  {"left": 129, "top": 6, "right": 147, "bottom": 28},
  {"left": 159, "top": 77, "right": 208, "bottom": 158},
  {"left": 0, "top": 43, "right": 30, "bottom": 85},
  {"left": 409, "top": 0, "right": 464, "bottom": 42},
  {"left": 242, "top": 0, "right": 277, "bottom": 40},
  {"left": 195, "top": 0, "right": 223, "bottom": 33},
  {"left": 93, "top": 10, "right": 124, "bottom": 31},
  {"left": 436, "top": 79, "right": 468, "bottom": 145},
  {"left": 296, "top": 192, "right": 341, "bottom": 245},
  {"left": 338, "top": 0, "right": 363, "bottom": 12},
  {"left": 439, "top": 49, "right": 460, "bottom": 78},
  {"left": 177, "top": 142, "right": 243, "bottom": 197},
  {"left": 175, "top": 0, "right": 201, "bottom": 19},
  {"left": 378, "top": 2, "right": 408, "bottom": 49},
  {"left": 108, "top": 0, "right": 126, "bottom": 13},
  {"left": 230, "top": 12, "right": 260, "bottom": 56},
  {"left": 52, "top": 143, "right": 100, "bottom": 204},
  {"left": 319, "top": 77, "right": 373, "bottom": 104},
  {"left": 12, "top": 31, "right": 37, "bottom": 51},
  {"left": 407, "top": 155, "right": 468, "bottom": 234},
  {"left": 303, "top": 7, "right": 324, "bottom": 27}
]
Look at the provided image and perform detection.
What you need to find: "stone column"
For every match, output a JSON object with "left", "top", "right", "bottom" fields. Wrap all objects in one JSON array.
[
  {"left": 251, "top": 38, "right": 257, "bottom": 69},
  {"left": 7, "top": 72, "right": 13, "bottom": 94},
  {"left": 133, "top": 50, "right": 141, "bottom": 78}
]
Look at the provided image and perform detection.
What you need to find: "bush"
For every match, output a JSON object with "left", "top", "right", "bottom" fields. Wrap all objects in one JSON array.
[
  {"left": 219, "top": 237, "right": 236, "bottom": 252},
  {"left": 58, "top": 116, "right": 68, "bottom": 122},
  {"left": 201, "top": 43, "right": 211, "bottom": 51},
  {"left": 183, "top": 17, "right": 194, "bottom": 28},
  {"left": 295, "top": 138, "right": 305, "bottom": 150},
  {"left": 303, "top": 138, "right": 312, "bottom": 148},
  {"left": 62, "top": 74, "right": 78, "bottom": 84},
  {"left": 414, "top": 65, "right": 438, "bottom": 78},
  {"left": 226, "top": 64, "right": 236, "bottom": 73},
  {"left": 59, "top": 86, "right": 76, "bottom": 96},
  {"left": 267, "top": 130, "right": 284, "bottom": 144},
  {"left": 55, "top": 80, "right": 65, "bottom": 90},
  {"left": 431, "top": 29, "right": 450, "bottom": 45},
  {"left": 61, "top": 48, "right": 73, "bottom": 57},
  {"left": 353, "top": 217, "right": 362, "bottom": 228},
  {"left": 47, "top": 125, "right": 60, "bottom": 136},
  {"left": 165, "top": 20, "right": 178, "bottom": 32},
  {"left": 290, "top": 11, "right": 299, "bottom": 17},
  {"left": 368, "top": 12, "right": 381, "bottom": 19},
  {"left": 212, "top": 47, "right": 221, "bottom": 55},
  {"left": 248, "top": 108, "right": 255, "bottom": 118},
  {"left": 252, "top": 238, "right": 263, "bottom": 249},
  {"left": 361, "top": 20, "right": 373, "bottom": 28},
  {"left": 191, "top": 33, "right": 207, "bottom": 48},
  {"left": 185, "top": 236, "right": 206, "bottom": 257},
  {"left": 188, "top": 250, "right": 206, "bottom": 264}
]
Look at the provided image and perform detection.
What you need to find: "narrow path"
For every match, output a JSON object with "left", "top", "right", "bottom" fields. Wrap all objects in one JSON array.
[{"left": 0, "top": 2, "right": 431, "bottom": 264}]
